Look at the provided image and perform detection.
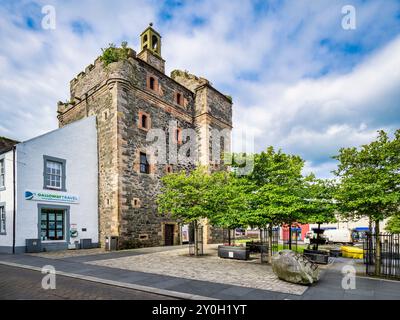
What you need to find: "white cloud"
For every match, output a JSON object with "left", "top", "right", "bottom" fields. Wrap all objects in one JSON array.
[
  {"left": 233, "top": 34, "right": 400, "bottom": 176},
  {"left": 0, "top": 0, "right": 399, "bottom": 179}
]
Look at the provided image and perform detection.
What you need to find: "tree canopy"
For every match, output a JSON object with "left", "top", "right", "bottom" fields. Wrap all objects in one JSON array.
[{"left": 333, "top": 130, "right": 400, "bottom": 223}]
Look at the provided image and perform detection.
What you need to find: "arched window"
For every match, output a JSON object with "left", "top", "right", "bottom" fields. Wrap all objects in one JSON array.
[{"left": 152, "top": 35, "right": 158, "bottom": 50}]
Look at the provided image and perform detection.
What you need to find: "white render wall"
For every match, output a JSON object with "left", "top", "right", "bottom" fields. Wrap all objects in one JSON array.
[
  {"left": 13, "top": 116, "right": 98, "bottom": 251},
  {"left": 309, "top": 217, "right": 389, "bottom": 232},
  {"left": 0, "top": 150, "right": 15, "bottom": 249}
]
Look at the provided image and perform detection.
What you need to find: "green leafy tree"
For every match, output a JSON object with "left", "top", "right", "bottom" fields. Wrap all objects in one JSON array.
[
  {"left": 157, "top": 166, "right": 215, "bottom": 255},
  {"left": 386, "top": 215, "right": 400, "bottom": 234},
  {"left": 206, "top": 171, "right": 253, "bottom": 245},
  {"left": 157, "top": 166, "right": 211, "bottom": 223},
  {"left": 333, "top": 130, "right": 400, "bottom": 275},
  {"left": 231, "top": 147, "right": 307, "bottom": 261},
  {"left": 300, "top": 175, "right": 337, "bottom": 250}
]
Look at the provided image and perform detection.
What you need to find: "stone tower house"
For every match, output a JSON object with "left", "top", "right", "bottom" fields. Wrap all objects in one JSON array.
[{"left": 57, "top": 24, "right": 233, "bottom": 249}]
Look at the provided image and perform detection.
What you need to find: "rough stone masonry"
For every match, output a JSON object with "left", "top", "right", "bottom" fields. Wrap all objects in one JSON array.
[{"left": 57, "top": 24, "right": 233, "bottom": 249}]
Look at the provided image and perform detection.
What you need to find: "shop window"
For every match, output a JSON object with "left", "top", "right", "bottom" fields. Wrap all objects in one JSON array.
[
  {"left": 44, "top": 156, "right": 66, "bottom": 191},
  {"left": 40, "top": 209, "right": 64, "bottom": 241}
]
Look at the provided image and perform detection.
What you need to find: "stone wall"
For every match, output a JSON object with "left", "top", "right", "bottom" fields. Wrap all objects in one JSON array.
[{"left": 57, "top": 53, "right": 233, "bottom": 249}]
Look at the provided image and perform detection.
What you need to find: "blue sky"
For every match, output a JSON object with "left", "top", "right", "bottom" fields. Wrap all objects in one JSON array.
[{"left": 0, "top": 0, "right": 399, "bottom": 178}]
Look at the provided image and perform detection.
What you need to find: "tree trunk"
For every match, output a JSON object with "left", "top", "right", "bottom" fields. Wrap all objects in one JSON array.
[
  {"left": 288, "top": 224, "right": 292, "bottom": 250},
  {"left": 194, "top": 220, "right": 198, "bottom": 257},
  {"left": 316, "top": 223, "right": 321, "bottom": 251},
  {"left": 268, "top": 224, "right": 273, "bottom": 264},
  {"left": 375, "top": 219, "right": 381, "bottom": 276},
  {"left": 228, "top": 228, "right": 231, "bottom": 246}
]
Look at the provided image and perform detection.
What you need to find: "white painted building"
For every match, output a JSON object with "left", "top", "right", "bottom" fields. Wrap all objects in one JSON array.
[{"left": 0, "top": 116, "right": 98, "bottom": 253}]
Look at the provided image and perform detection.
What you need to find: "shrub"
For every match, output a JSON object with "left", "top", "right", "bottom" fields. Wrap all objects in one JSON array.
[{"left": 100, "top": 41, "right": 130, "bottom": 66}]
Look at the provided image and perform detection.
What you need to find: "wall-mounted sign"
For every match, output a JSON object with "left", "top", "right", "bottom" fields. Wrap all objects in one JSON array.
[{"left": 25, "top": 190, "right": 79, "bottom": 204}]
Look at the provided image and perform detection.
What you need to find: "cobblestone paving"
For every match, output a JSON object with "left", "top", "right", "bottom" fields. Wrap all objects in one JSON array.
[
  {"left": 29, "top": 245, "right": 189, "bottom": 259},
  {"left": 87, "top": 246, "right": 308, "bottom": 295},
  {"left": 0, "top": 264, "right": 175, "bottom": 300}
]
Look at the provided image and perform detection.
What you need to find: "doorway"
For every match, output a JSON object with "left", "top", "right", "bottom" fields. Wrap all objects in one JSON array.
[{"left": 164, "top": 224, "right": 174, "bottom": 246}]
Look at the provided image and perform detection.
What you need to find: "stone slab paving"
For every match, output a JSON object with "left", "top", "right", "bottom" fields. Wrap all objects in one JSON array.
[
  {"left": 29, "top": 244, "right": 189, "bottom": 260},
  {"left": 86, "top": 246, "right": 308, "bottom": 295}
]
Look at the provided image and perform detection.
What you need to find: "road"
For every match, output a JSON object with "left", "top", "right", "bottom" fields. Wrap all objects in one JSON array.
[{"left": 0, "top": 264, "right": 176, "bottom": 300}]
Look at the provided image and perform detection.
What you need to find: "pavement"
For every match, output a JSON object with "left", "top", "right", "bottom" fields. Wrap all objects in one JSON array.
[
  {"left": 0, "top": 246, "right": 400, "bottom": 300},
  {"left": 0, "top": 264, "right": 175, "bottom": 300}
]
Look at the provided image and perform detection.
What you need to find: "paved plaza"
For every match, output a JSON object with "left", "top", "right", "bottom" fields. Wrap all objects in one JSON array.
[
  {"left": 87, "top": 245, "right": 307, "bottom": 295},
  {"left": 1, "top": 245, "right": 400, "bottom": 300}
]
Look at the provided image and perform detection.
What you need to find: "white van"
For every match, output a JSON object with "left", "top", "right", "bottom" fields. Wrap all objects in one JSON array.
[{"left": 323, "top": 229, "right": 353, "bottom": 244}]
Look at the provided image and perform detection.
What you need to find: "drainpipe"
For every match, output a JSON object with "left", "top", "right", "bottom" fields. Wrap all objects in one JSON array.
[{"left": 12, "top": 146, "right": 16, "bottom": 254}]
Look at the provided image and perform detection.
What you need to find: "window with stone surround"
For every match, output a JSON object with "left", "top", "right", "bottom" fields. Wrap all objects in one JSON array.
[
  {"left": 0, "top": 159, "right": 4, "bottom": 189},
  {"left": 165, "top": 164, "right": 173, "bottom": 174},
  {"left": 138, "top": 111, "right": 151, "bottom": 131},
  {"left": 132, "top": 198, "right": 141, "bottom": 208},
  {"left": 174, "top": 127, "right": 182, "bottom": 145},
  {"left": 140, "top": 152, "right": 150, "bottom": 174},
  {"left": 175, "top": 92, "right": 184, "bottom": 107},
  {"left": 0, "top": 205, "right": 5, "bottom": 234},
  {"left": 147, "top": 75, "right": 158, "bottom": 92}
]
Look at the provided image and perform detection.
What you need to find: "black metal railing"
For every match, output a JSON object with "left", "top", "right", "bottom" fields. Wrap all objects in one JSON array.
[
  {"left": 188, "top": 223, "right": 204, "bottom": 256},
  {"left": 364, "top": 232, "right": 400, "bottom": 279},
  {"left": 282, "top": 227, "right": 299, "bottom": 252}
]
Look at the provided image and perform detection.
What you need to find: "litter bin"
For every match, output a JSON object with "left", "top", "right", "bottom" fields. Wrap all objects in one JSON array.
[{"left": 105, "top": 236, "right": 119, "bottom": 251}]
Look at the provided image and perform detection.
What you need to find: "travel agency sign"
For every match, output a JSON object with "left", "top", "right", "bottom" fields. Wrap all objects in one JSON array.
[{"left": 25, "top": 191, "right": 79, "bottom": 204}]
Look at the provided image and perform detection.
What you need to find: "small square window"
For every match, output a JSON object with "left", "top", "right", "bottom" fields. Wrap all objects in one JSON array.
[
  {"left": 132, "top": 198, "right": 141, "bottom": 208},
  {"left": 103, "top": 110, "right": 109, "bottom": 120},
  {"left": 165, "top": 165, "right": 173, "bottom": 174}
]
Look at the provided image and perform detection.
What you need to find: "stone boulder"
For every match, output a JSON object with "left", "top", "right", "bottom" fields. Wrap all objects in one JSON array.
[{"left": 272, "top": 250, "right": 320, "bottom": 285}]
